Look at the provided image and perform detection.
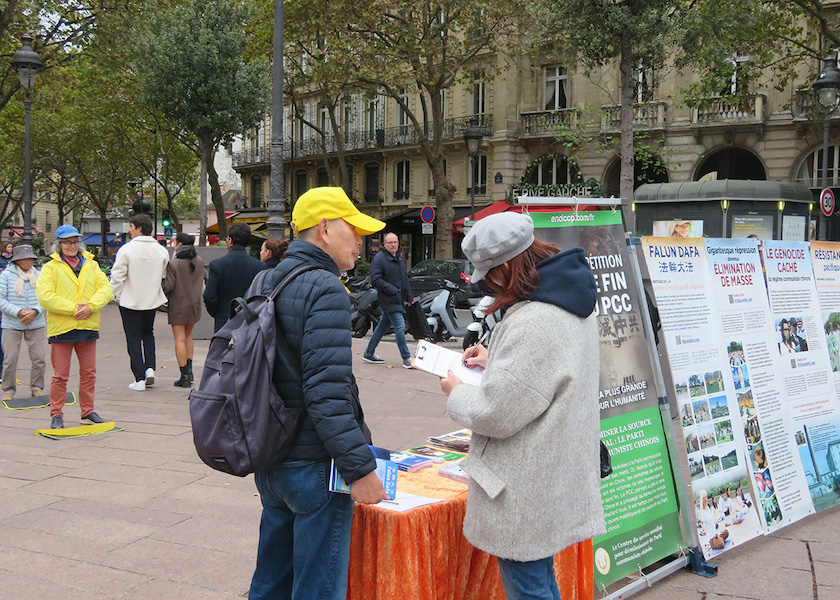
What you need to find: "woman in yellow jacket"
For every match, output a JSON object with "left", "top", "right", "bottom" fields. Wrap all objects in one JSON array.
[{"left": 36, "top": 225, "right": 113, "bottom": 429}]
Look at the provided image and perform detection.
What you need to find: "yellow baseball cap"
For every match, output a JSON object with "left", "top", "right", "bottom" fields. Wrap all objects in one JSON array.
[{"left": 292, "top": 187, "right": 386, "bottom": 236}]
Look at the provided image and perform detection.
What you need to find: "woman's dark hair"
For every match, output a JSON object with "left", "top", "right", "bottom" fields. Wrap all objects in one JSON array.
[
  {"left": 176, "top": 232, "right": 195, "bottom": 246},
  {"left": 263, "top": 238, "right": 289, "bottom": 260},
  {"left": 484, "top": 237, "right": 561, "bottom": 314}
]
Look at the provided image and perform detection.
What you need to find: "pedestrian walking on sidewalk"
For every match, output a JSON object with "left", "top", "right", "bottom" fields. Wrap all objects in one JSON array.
[
  {"left": 248, "top": 187, "right": 389, "bottom": 600},
  {"left": 439, "top": 213, "right": 605, "bottom": 600},
  {"left": 0, "top": 240, "right": 14, "bottom": 383},
  {"left": 110, "top": 214, "right": 170, "bottom": 391},
  {"left": 0, "top": 244, "right": 46, "bottom": 400},
  {"left": 163, "top": 232, "right": 205, "bottom": 387},
  {"left": 363, "top": 232, "right": 415, "bottom": 368},
  {"left": 36, "top": 225, "right": 113, "bottom": 429}
]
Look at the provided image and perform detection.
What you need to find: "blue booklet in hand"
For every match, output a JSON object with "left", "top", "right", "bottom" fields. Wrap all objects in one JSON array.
[{"left": 329, "top": 458, "right": 398, "bottom": 500}]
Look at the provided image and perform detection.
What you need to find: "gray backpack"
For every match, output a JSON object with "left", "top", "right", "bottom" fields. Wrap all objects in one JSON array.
[{"left": 188, "top": 265, "right": 320, "bottom": 476}]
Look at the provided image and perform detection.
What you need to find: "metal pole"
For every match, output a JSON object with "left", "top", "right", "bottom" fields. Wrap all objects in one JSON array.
[
  {"left": 22, "top": 88, "right": 32, "bottom": 245},
  {"left": 821, "top": 116, "right": 830, "bottom": 240},
  {"left": 267, "top": 0, "right": 286, "bottom": 240},
  {"left": 154, "top": 150, "right": 158, "bottom": 239},
  {"left": 470, "top": 155, "right": 476, "bottom": 222}
]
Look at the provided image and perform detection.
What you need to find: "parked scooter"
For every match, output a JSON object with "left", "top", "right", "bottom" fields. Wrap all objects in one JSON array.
[
  {"left": 462, "top": 295, "right": 500, "bottom": 350},
  {"left": 425, "top": 280, "right": 472, "bottom": 343},
  {"left": 349, "top": 280, "right": 383, "bottom": 338}
]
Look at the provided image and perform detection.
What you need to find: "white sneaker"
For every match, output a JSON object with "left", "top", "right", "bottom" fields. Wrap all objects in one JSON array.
[
  {"left": 128, "top": 380, "right": 146, "bottom": 392},
  {"left": 145, "top": 368, "right": 155, "bottom": 386}
]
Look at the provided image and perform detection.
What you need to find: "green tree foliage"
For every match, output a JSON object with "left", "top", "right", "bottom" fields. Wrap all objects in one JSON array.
[{"left": 135, "top": 0, "right": 270, "bottom": 242}]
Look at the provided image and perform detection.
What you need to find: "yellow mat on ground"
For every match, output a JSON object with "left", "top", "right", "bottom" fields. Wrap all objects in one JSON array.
[
  {"left": 3, "top": 392, "right": 76, "bottom": 410},
  {"left": 35, "top": 421, "right": 124, "bottom": 440}
]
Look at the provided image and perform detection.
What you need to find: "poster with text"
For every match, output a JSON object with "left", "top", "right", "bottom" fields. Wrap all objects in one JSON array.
[
  {"left": 642, "top": 237, "right": 763, "bottom": 559},
  {"left": 706, "top": 239, "right": 813, "bottom": 533},
  {"left": 763, "top": 241, "right": 840, "bottom": 513},
  {"left": 532, "top": 211, "right": 684, "bottom": 587}
]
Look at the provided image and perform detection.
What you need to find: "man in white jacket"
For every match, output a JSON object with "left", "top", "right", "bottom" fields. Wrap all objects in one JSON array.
[{"left": 110, "top": 214, "right": 170, "bottom": 391}]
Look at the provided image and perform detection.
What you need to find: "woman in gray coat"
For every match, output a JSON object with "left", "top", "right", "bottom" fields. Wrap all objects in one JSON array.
[
  {"left": 440, "top": 213, "right": 605, "bottom": 600},
  {"left": 162, "top": 232, "right": 205, "bottom": 387}
]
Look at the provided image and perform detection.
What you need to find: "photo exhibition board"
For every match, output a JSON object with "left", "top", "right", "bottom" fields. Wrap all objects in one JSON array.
[{"left": 531, "top": 210, "right": 684, "bottom": 587}]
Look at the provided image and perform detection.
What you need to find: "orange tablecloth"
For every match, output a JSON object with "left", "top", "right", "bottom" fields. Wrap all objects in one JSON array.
[{"left": 347, "top": 466, "right": 594, "bottom": 600}]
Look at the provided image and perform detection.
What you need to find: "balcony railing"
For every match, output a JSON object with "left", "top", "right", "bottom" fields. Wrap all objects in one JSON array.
[
  {"left": 601, "top": 102, "right": 667, "bottom": 131},
  {"left": 231, "top": 115, "right": 494, "bottom": 167},
  {"left": 521, "top": 108, "right": 579, "bottom": 135},
  {"left": 690, "top": 94, "right": 766, "bottom": 125}
]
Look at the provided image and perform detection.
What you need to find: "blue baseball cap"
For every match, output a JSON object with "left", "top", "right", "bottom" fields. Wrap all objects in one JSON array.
[{"left": 54, "top": 225, "right": 80, "bottom": 239}]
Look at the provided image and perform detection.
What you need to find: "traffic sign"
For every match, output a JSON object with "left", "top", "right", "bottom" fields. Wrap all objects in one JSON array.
[
  {"left": 821, "top": 188, "right": 835, "bottom": 217},
  {"left": 421, "top": 222, "right": 434, "bottom": 235},
  {"left": 420, "top": 206, "right": 435, "bottom": 223},
  {"left": 164, "top": 226, "right": 174, "bottom": 237}
]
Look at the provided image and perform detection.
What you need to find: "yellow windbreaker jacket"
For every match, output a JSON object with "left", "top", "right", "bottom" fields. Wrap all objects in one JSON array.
[{"left": 36, "top": 251, "right": 113, "bottom": 338}]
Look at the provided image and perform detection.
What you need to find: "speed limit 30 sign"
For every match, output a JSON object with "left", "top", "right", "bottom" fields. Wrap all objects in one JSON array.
[{"left": 821, "top": 188, "right": 835, "bottom": 217}]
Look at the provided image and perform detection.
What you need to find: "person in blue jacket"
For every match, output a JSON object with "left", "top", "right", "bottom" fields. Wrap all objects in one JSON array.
[{"left": 363, "top": 232, "right": 415, "bottom": 368}]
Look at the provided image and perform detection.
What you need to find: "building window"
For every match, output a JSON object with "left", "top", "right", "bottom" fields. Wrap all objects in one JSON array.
[
  {"left": 526, "top": 156, "right": 582, "bottom": 186},
  {"left": 635, "top": 61, "right": 655, "bottom": 103},
  {"left": 317, "top": 167, "right": 330, "bottom": 187},
  {"left": 366, "top": 97, "right": 380, "bottom": 141},
  {"left": 468, "top": 156, "right": 488, "bottom": 196},
  {"left": 544, "top": 65, "right": 568, "bottom": 111},
  {"left": 251, "top": 176, "right": 263, "bottom": 208},
  {"left": 472, "top": 72, "right": 485, "bottom": 115},
  {"left": 797, "top": 145, "right": 840, "bottom": 188},
  {"left": 319, "top": 105, "right": 329, "bottom": 133},
  {"left": 343, "top": 100, "right": 353, "bottom": 143},
  {"left": 46, "top": 210, "right": 52, "bottom": 232},
  {"left": 397, "top": 88, "right": 409, "bottom": 136},
  {"left": 395, "top": 161, "right": 410, "bottom": 200},
  {"left": 365, "top": 162, "right": 380, "bottom": 203},
  {"left": 294, "top": 170, "right": 308, "bottom": 200}
]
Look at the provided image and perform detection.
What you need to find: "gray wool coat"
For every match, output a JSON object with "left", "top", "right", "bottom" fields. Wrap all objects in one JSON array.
[
  {"left": 447, "top": 300, "right": 606, "bottom": 561},
  {"left": 162, "top": 253, "right": 206, "bottom": 325}
]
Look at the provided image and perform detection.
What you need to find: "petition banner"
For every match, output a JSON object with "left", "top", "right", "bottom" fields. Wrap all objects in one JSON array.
[
  {"left": 533, "top": 211, "right": 683, "bottom": 587},
  {"left": 642, "top": 238, "right": 763, "bottom": 559}
]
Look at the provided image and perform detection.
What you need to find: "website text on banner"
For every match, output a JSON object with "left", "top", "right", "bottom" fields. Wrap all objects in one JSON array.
[{"left": 531, "top": 210, "right": 684, "bottom": 587}]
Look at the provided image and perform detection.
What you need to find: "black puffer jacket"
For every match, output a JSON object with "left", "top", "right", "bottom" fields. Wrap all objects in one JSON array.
[
  {"left": 369, "top": 249, "right": 413, "bottom": 313},
  {"left": 261, "top": 240, "right": 375, "bottom": 483}
]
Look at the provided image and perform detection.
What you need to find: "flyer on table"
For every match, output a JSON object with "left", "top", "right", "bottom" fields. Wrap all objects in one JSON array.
[
  {"left": 764, "top": 241, "right": 840, "bottom": 513},
  {"left": 534, "top": 211, "right": 683, "bottom": 587},
  {"left": 642, "top": 237, "right": 763, "bottom": 559}
]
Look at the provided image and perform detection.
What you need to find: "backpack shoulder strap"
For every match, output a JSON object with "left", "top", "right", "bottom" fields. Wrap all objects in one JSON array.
[
  {"left": 245, "top": 268, "right": 271, "bottom": 298},
  {"left": 267, "top": 264, "right": 324, "bottom": 300}
]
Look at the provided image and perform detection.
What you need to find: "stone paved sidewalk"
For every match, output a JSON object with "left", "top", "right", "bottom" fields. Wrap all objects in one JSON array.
[{"left": 0, "top": 304, "right": 836, "bottom": 599}]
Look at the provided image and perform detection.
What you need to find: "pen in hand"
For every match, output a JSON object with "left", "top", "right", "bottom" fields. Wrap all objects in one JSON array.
[{"left": 464, "top": 329, "right": 490, "bottom": 364}]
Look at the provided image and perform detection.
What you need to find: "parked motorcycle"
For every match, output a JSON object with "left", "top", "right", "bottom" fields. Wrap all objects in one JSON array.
[
  {"left": 462, "top": 295, "right": 500, "bottom": 350},
  {"left": 349, "top": 281, "right": 383, "bottom": 338}
]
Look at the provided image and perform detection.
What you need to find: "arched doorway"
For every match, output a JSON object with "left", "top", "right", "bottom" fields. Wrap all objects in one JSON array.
[
  {"left": 795, "top": 144, "right": 840, "bottom": 188},
  {"left": 695, "top": 147, "right": 765, "bottom": 181},
  {"left": 522, "top": 154, "right": 583, "bottom": 186},
  {"left": 602, "top": 152, "right": 669, "bottom": 198}
]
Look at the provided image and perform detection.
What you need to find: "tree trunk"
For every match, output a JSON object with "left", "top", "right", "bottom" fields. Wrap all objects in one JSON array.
[
  {"left": 433, "top": 167, "right": 455, "bottom": 259},
  {"left": 619, "top": 33, "right": 636, "bottom": 234},
  {"left": 199, "top": 151, "right": 207, "bottom": 246},
  {"left": 99, "top": 209, "right": 109, "bottom": 258},
  {"left": 200, "top": 138, "right": 227, "bottom": 241}
]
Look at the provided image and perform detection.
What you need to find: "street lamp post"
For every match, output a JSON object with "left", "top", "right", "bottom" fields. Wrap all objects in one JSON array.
[
  {"left": 267, "top": 0, "right": 286, "bottom": 240},
  {"left": 463, "top": 117, "right": 485, "bottom": 225},
  {"left": 11, "top": 34, "right": 43, "bottom": 246},
  {"left": 813, "top": 56, "right": 840, "bottom": 240}
]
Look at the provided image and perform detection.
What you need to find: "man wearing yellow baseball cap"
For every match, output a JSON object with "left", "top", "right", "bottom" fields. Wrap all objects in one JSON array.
[{"left": 248, "top": 187, "right": 388, "bottom": 600}]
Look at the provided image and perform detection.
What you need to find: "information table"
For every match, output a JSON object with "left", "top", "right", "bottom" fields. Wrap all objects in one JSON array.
[{"left": 347, "top": 466, "right": 594, "bottom": 600}]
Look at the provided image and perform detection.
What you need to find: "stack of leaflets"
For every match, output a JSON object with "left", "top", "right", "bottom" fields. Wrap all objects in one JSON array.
[
  {"left": 407, "top": 446, "right": 466, "bottom": 462},
  {"left": 438, "top": 461, "right": 469, "bottom": 484},
  {"left": 428, "top": 429, "right": 472, "bottom": 453},
  {"left": 329, "top": 457, "right": 398, "bottom": 499},
  {"left": 389, "top": 452, "right": 434, "bottom": 472}
]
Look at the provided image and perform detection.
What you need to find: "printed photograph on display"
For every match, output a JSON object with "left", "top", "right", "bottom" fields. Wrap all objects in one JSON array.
[
  {"left": 721, "top": 448, "right": 739, "bottom": 470},
  {"left": 652, "top": 219, "right": 705, "bottom": 238},
  {"left": 732, "top": 364, "right": 750, "bottom": 389},
  {"left": 750, "top": 442, "right": 768, "bottom": 471},
  {"left": 685, "top": 429, "right": 700, "bottom": 454},
  {"left": 738, "top": 391, "right": 756, "bottom": 418},
  {"left": 693, "top": 398, "right": 712, "bottom": 423},
  {"left": 728, "top": 341, "right": 749, "bottom": 388},
  {"left": 698, "top": 424, "right": 717, "bottom": 449},
  {"left": 681, "top": 402, "right": 695, "bottom": 427},
  {"left": 689, "top": 374, "right": 706, "bottom": 397},
  {"left": 709, "top": 395, "right": 730, "bottom": 419},
  {"left": 703, "top": 451, "right": 722, "bottom": 475},
  {"left": 795, "top": 420, "right": 840, "bottom": 511},
  {"left": 762, "top": 494, "right": 783, "bottom": 526},
  {"left": 675, "top": 380, "right": 689, "bottom": 400},
  {"left": 744, "top": 416, "right": 761, "bottom": 445},
  {"left": 776, "top": 317, "right": 808, "bottom": 354},
  {"left": 693, "top": 470, "right": 759, "bottom": 558},
  {"left": 689, "top": 454, "right": 705, "bottom": 481},
  {"left": 704, "top": 371, "right": 725, "bottom": 393},
  {"left": 715, "top": 420, "right": 734, "bottom": 443},
  {"left": 822, "top": 313, "right": 840, "bottom": 372}
]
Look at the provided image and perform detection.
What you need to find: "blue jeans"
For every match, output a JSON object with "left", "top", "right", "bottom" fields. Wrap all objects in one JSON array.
[
  {"left": 497, "top": 556, "right": 562, "bottom": 600},
  {"left": 249, "top": 460, "right": 355, "bottom": 600},
  {"left": 365, "top": 310, "right": 411, "bottom": 361}
]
